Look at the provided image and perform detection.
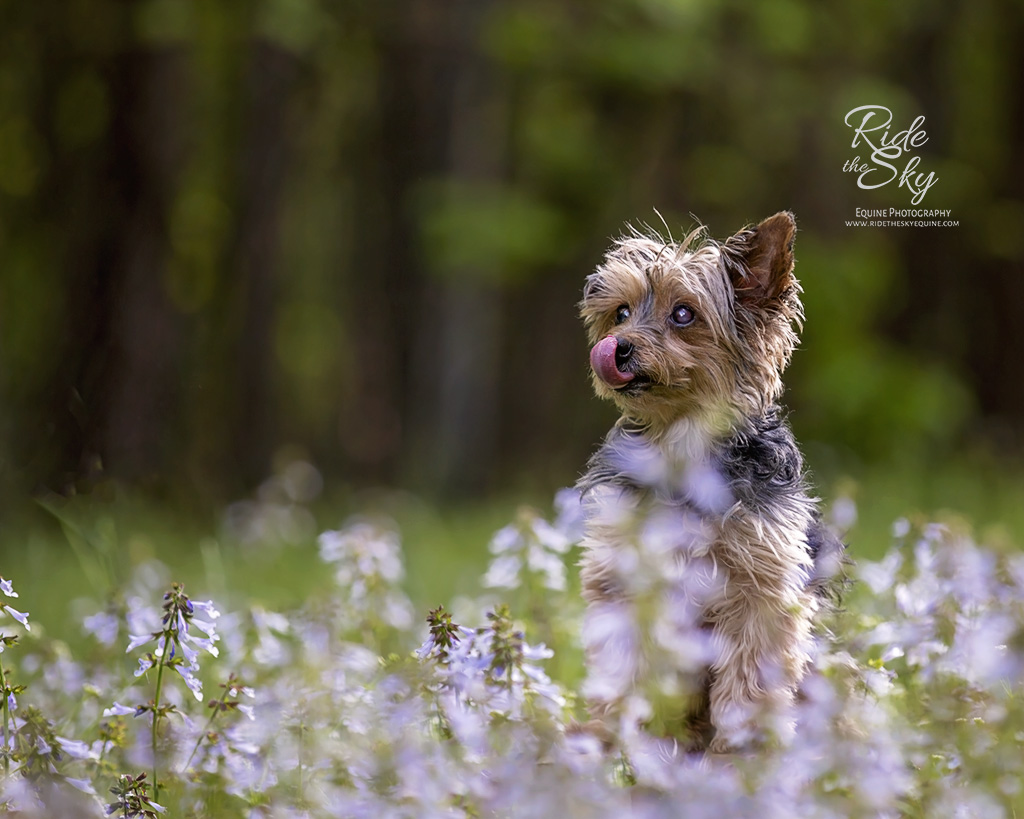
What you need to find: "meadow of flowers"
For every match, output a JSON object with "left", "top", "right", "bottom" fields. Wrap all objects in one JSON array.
[{"left": 2, "top": 461, "right": 1024, "bottom": 818}]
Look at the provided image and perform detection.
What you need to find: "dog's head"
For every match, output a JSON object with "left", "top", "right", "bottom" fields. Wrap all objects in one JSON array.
[{"left": 580, "top": 212, "right": 803, "bottom": 429}]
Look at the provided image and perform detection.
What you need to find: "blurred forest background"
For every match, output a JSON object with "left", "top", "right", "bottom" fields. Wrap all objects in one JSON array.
[{"left": 2, "top": 0, "right": 1024, "bottom": 518}]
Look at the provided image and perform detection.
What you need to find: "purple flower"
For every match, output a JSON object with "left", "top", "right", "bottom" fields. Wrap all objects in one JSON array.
[
  {"left": 2, "top": 603, "right": 29, "bottom": 631},
  {"left": 553, "top": 487, "right": 585, "bottom": 542},
  {"left": 489, "top": 525, "right": 520, "bottom": 554},
  {"left": 581, "top": 601, "right": 641, "bottom": 703},
  {"left": 186, "top": 634, "right": 219, "bottom": 658},
  {"left": 83, "top": 611, "right": 120, "bottom": 646},
  {"left": 483, "top": 555, "right": 522, "bottom": 590},
  {"left": 64, "top": 777, "right": 98, "bottom": 796},
  {"left": 55, "top": 736, "right": 94, "bottom": 761},
  {"left": 678, "top": 460, "right": 733, "bottom": 514},
  {"left": 174, "top": 663, "right": 204, "bottom": 701},
  {"left": 103, "top": 702, "right": 141, "bottom": 717},
  {"left": 190, "top": 600, "right": 221, "bottom": 620},
  {"left": 134, "top": 656, "right": 154, "bottom": 677},
  {"left": 125, "top": 632, "right": 154, "bottom": 653},
  {"left": 830, "top": 496, "right": 858, "bottom": 530}
]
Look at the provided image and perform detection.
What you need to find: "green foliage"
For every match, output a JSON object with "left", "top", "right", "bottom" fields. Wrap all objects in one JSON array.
[
  {"left": 0, "top": 0, "right": 1020, "bottom": 497},
  {"left": 417, "top": 180, "right": 569, "bottom": 283},
  {"left": 792, "top": 234, "right": 974, "bottom": 460}
]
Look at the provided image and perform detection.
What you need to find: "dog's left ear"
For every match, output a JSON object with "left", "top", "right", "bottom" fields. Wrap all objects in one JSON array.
[
  {"left": 723, "top": 211, "right": 796, "bottom": 304},
  {"left": 582, "top": 271, "right": 605, "bottom": 302}
]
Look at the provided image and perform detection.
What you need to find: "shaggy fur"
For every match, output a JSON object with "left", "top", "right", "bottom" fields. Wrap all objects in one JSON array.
[{"left": 577, "top": 211, "right": 844, "bottom": 753}]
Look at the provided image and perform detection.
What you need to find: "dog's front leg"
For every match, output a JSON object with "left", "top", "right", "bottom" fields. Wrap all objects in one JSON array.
[{"left": 706, "top": 594, "right": 813, "bottom": 753}]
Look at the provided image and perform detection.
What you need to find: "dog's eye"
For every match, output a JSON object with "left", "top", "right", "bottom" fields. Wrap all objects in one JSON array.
[
  {"left": 671, "top": 304, "right": 696, "bottom": 327},
  {"left": 615, "top": 305, "right": 631, "bottom": 324}
]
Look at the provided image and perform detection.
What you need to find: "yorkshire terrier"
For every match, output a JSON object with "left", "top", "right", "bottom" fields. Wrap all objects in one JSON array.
[{"left": 577, "top": 211, "right": 844, "bottom": 754}]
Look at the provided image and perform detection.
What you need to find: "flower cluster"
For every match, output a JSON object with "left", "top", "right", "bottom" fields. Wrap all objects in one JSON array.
[
  {"left": 0, "top": 482, "right": 1022, "bottom": 817},
  {"left": 222, "top": 458, "right": 323, "bottom": 546},
  {"left": 123, "top": 582, "right": 221, "bottom": 703},
  {"left": 105, "top": 772, "right": 164, "bottom": 817},
  {"left": 0, "top": 576, "right": 29, "bottom": 777},
  {"left": 0, "top": 578, "right": 30, "bottom": 637},
  {"left": 485, "top": 523, "right": 561, "bottom": 590},
  {"left": 318, "top": 519, "right": 416, "bottom": 636},
  {"left": 419, "top": 603, "right": 566, "bottom": 721},
  {"left": 580, "top": 500, "right": 722, "bottom": 734}
]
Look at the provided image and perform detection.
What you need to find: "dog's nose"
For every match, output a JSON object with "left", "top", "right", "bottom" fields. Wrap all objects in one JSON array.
[{"left": 614, "top": 338, "right": 634, "bottom": 370}]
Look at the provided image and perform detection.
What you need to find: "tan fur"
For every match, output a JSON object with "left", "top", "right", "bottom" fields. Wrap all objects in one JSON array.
[{"left": 578, "top": 212, "right": 819, "bottom": 753}]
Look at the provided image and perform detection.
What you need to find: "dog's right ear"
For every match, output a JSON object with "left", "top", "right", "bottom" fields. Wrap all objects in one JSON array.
[{"left": 722, "top": 211, "right": 796, "bottom": 306}]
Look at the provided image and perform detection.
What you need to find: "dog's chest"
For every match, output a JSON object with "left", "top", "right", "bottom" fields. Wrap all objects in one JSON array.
[{"left": 579, "top": 417, "right": 815, "bottom": 605}]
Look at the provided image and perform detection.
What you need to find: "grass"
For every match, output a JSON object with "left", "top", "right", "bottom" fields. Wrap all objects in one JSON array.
[
  {"left": 2, "top": 454, "right": 1024, "bottom": 815},
  {"left": 2, "top": 455, "right": 1023, "bottom": 650}
]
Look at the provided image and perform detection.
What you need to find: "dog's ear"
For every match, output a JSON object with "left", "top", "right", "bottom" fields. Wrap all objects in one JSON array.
[
  {"left": 579, "top": 271, "right": 607, "bottom": 334},
  {"left": 582, "top": 271, "right": 605, "bottom": 302},
  {"left": 723, "top": 211, "right": 796, "bottom": 305}
]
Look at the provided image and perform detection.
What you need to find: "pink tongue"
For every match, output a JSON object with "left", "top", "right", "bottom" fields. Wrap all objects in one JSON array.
[{"left": 590, "top": 336, "right": 635, "bottom": 388}]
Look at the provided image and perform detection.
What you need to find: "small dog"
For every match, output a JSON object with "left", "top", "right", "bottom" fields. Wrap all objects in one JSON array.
[{"left": 577, "top": 211, "right": 844, "bottom": 753}]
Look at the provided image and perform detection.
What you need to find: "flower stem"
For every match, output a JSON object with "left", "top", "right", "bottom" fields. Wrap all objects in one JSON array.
[
  {"left": 151, "top": 639, "right": 169, "bottom": 799},
  {"left": 182, "top": 706, "right": 219, "bottom": 773},
  {"left": 0, "top": 655, "right": 9, "bottom": 777},
  {"left": 298, "top": 720, "right": 305, "bottom": 805}
]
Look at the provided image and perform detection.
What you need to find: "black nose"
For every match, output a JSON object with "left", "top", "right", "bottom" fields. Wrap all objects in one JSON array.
[{"left": 614, "top": 338, "right": 634, "bottom": 370}]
